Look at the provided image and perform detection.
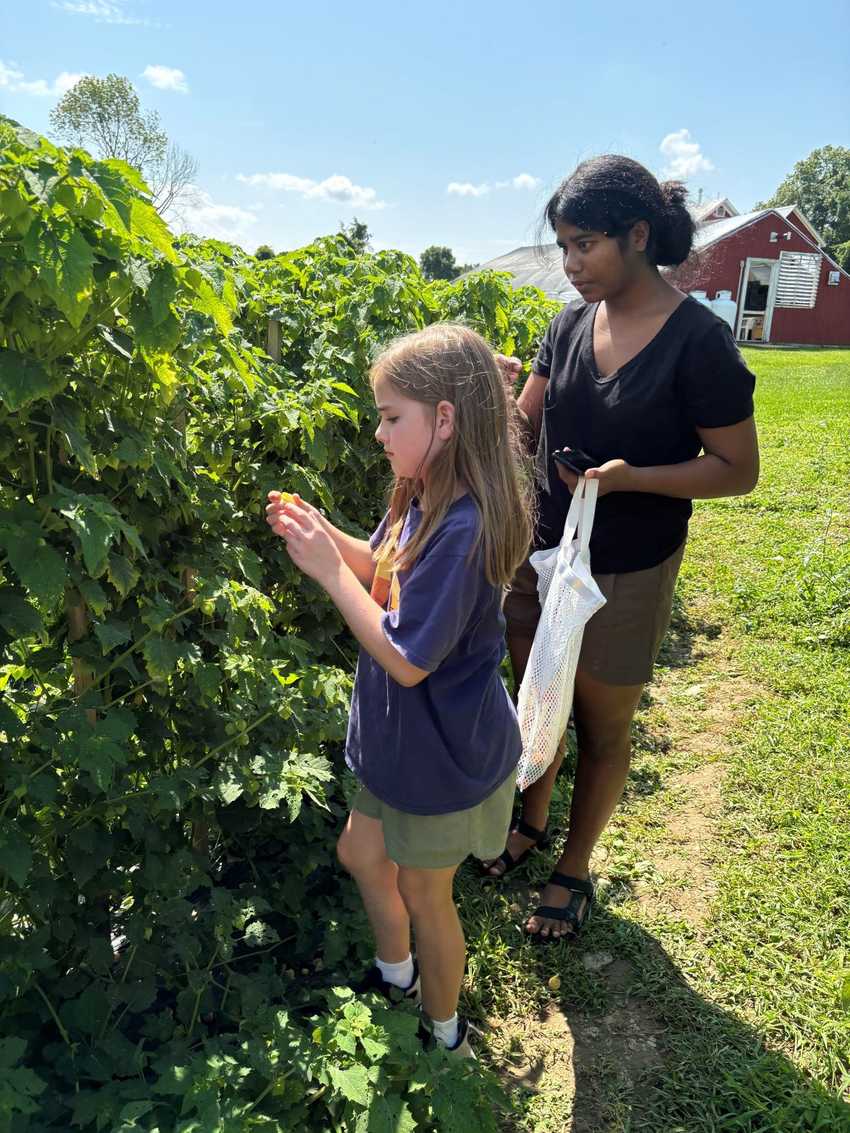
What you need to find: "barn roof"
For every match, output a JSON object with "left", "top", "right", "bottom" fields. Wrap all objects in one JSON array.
[
  {"left": 465, "top": 206, "right": 836, "bottom": 298},
  {"left": 465, "top": 245, "right": 580, "bottom": 303},
  {"left": 692, "top": 197, "right": 738, "bottom": 222}
]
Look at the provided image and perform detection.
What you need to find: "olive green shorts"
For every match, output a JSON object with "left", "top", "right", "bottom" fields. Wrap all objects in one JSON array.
[
  {"left": 352, "top": 771, "right": 516, "bottom": 870},
  {"left": 504, "top": 541, "right": 686, "bottom": 687}
]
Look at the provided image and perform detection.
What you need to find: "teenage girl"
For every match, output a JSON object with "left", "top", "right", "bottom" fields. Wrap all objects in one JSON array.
[{"left": 483, "top": 155, "right": 759, "bottom": 944}]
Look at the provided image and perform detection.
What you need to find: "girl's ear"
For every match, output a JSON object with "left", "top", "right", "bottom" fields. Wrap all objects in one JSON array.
[
  {"left": 630, "top": 219, "right": 650, "bottom": 253},
  {"left": 435, "top": 399, "right": 455, "bottom": 440}
]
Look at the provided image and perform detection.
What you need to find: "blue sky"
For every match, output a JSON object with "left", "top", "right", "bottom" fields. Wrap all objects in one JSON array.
[{"left": 2, "top": 0, "right": 848, "bottom": 264}]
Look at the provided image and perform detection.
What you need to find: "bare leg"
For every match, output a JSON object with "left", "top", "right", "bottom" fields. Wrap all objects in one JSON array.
[
  {"left": 397, "top": 865, "right": 464, "bottom": 1022},
  {"left": 525, "top": 669, "right": 644, "bottom": 939},
  {"left": 482, "top": 630, "right": 563, "bottom": 875},
  {"left": 337, "top": 810, "right": 410, "bottom": 962}
]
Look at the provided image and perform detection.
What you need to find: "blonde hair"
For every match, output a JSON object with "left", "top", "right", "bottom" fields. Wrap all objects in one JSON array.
[{"left": 370, "top": 323, "right": 533, "bottom": 588}]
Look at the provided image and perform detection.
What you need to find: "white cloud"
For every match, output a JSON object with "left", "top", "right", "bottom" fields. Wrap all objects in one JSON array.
[
  {"left": 170, "top": 186, "right": 259, "bottom": 244},
  {"left": 237, "top": 171, "right": 387, "bottom": 210},
  {"left": 0, "top": 60, "right": 85, "bottom": 97},
  {"left": 448, "top": 181, "right": 491, "bottom": 197},
  {"left": 52, "top": 1, "right": 155, "bottom": 26},
  {"left": 448, "top": 173, "right": 541, "bottom": 197},
  {"left": 659, "top": 129, "right": 714, "bottom": 180},
  {"left": 142, "top": 64, "right": 189, "bottom": 93}
]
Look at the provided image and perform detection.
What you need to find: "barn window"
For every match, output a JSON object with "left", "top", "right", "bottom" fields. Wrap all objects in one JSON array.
[{"left": 775, "top": 251, "right": 821, "bottom": 308}]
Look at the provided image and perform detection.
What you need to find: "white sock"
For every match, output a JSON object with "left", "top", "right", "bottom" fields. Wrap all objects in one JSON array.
[
  {"left": 431, "top": 1013, "right": 460, "bottom": 1048},
  {"left": 375, "top": 953, "right": 414, "bottom": 989}
]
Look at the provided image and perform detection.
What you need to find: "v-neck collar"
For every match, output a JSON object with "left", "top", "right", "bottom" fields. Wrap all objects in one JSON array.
[{"left": 583, "top": 296, "right": 692, "bottom": 384}]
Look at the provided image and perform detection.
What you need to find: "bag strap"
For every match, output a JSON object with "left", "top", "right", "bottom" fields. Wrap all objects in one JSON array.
[{"left": 576, "top": 476, "right": 599, "bottom": 558}]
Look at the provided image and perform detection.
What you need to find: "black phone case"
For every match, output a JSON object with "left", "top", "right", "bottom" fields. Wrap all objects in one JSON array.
[{"left": 552, "top": 447, "right": 597, "bottom": 475}]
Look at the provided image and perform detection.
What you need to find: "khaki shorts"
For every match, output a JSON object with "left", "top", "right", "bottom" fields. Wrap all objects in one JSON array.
[
  {"left": 503, "top": 542, "right": 686, "bottom": 687},
  {"left": 352, "top": 771, "right": 516, "bottom": 869}
]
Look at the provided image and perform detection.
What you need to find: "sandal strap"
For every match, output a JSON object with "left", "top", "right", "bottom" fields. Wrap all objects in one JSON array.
[
  {"left": 547, "top": 871, "right": 594, "bottom": 899},
  {"left": 515, "top": 818, "right": 548, "bottom": 843},
  {"left": 493, "top": 847, "right": 517, "bottom": 871},
  {"left": 533, "top": 902, "right": 583, "bottom": 929}
]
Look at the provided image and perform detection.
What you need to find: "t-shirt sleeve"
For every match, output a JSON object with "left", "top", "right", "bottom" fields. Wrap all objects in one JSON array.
[
  {"left": 533, "top": 313, "right": 559, "bottom": 378},
  {"left": 369, "top": 512, "right": 389, "bottom": 551},
  {"left": 381, "top": 527, "right": 482, "bottom": 673},
  {"left": 679, "top": 321, "right": 756, "bottom": 428}
]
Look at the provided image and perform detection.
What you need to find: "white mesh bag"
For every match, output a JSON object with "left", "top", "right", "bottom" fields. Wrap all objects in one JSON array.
[{"left": 515, "top": 476, "right": 606, "bottom": 791}]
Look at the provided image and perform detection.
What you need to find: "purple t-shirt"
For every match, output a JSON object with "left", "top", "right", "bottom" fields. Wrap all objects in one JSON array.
[{"left": 345, "top": 495, "right": 521, "bottom": 816}]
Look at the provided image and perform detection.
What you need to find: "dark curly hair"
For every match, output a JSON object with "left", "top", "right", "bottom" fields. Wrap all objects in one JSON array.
[{"left": 542, "top": 155, "right": 696, "bottom": 267}]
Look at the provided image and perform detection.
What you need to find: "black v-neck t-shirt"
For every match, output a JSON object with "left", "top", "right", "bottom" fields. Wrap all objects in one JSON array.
[{"left": 533, "top": 296, "right": 756, "bottom": 573}]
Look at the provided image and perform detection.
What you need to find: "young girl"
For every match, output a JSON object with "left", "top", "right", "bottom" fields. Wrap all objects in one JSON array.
[
  {"left": 483, "top": 155, "right": 759, "bottom": 943},
  {"left": 266, "top": 323, "right": 531, "bottom": 1055}
]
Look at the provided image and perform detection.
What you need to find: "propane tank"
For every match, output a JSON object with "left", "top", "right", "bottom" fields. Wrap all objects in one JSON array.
[
  {"left": 711, "top": 289, "right": 737, "bottom": 331},
  {"left": 689, "top": 290, "right": 712, "bottom": 309}
]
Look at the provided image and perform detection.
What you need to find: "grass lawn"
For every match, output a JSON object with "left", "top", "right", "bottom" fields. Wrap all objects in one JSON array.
[{"left": 456, "top": 347, "right": 850, "bottom": 1131}]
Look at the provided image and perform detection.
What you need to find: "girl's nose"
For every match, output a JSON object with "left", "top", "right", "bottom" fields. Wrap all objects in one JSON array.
[{"left": 375, "top": 422, "right": 384, "bottom": 444}]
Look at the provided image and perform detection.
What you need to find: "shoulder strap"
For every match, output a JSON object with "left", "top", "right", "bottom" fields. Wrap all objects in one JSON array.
[{"left": 576, "top": 477, "right": 598, "bottom": 558}]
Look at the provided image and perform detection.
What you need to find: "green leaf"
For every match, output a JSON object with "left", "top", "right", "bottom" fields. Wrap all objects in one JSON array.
[
  {"left": 0, "top": 521, "right": 67, "bottom": 604},
  {"left": 57, "top": 490, "right": 144, "bottom": 577},
  {"left": 0, "top": 1036, "right": 27, "bottom": 1068},
  {"left": 147, "top": 266, "right": 178, "bottom": 326},
  {"left": 99, "top": 324, "right": 134, "bottom": 360},
  {"left": 0, "top": 588, "right": 44, "bottom": 638},
  {"left": 93, "top": 619, "right": 132, "bottom": 653},
  {"left": 0, "top": 828, "right": 32, "bottom": 886},
  {"left": 329, "top": 1063, "right": 371, "bottom": 1106},
  {"left": 107, "top": 553, "right": 140, "bottom": 598},
  {"left": 77, "top": 735, "right": 126, "bottom": 791},
  {"left": 356, "top": 1094, "right": 416, "bottom": 1133},
  {"left": 22, "top": 218, "right": 94, "bottom": 327},
  {"left": 142, "top": 635, "right": 182, "bottom": 679},
  {"left": 190, "top": 277, "right": 233, "bottom": 335},
  {"left": 216, "top": 769, "right": 243, "bottom": 805},
  {"left": 244, "top": 920, "right": 280, "bottom": 946},
  {"left": 125, "top": 255, "right": 153, "bottom": 291},
  {"left": 129, "top": 197, "right": 178, "bottom": 263},
  {"left": 130, "top": 297, "right": 181, "bottom": 352},
  {"left": 0, "top": 348, "right": 65, "bottom": 411},
  {"left": 78, "top": 577, "right": 109, "bottom": 617},
  {"left": 52, "top": 395, "right": 96, "bottom": 473}
]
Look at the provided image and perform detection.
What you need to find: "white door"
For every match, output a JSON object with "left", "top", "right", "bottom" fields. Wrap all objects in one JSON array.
[{"left": 736, "top": 258, "right": 779, "bottom": 342}]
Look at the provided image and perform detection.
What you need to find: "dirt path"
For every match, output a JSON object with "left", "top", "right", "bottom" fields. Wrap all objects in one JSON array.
[{"left": 488, "top": 618, "right": 765, "bottom": 1131}]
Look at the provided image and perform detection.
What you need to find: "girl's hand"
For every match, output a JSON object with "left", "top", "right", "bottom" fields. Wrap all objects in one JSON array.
[
  {"left": 266, "top": 494, "right": 342, "bottom": 586},
  {"left": 266, "top": 491, "right": 328, "bottom": 530},
  {"left": 495, "top": 353, "right": 523, "bottom": 395},
  {"left": 555, "top": 458, "right": 633, "bottom": 497}
]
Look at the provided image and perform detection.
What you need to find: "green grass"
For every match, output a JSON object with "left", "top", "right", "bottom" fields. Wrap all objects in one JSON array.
[{"left": 455, "top": 348, "right": 850, "bottom": 1131}]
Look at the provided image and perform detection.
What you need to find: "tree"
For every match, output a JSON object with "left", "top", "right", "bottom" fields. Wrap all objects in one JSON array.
[
  {"left": 50, "top": 74, "right": 198, "bottom": 218},
  {"left": 757, "top": 146, "right": 850, "bottom": 261},
  {"left": 339, "top": 217, "right": 370, "bottom": 252},
  {"left": 420, "top": 245, "right": 460, "bottom": 281},
  {"left": 255, "top": 244, "right": 275, "bottom": 261}
]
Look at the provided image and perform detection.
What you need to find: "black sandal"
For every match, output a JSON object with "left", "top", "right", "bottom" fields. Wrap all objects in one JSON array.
[
  {"left": 480, "top": 819, "right": 550, "bottom": 881},
  {"left": 526, "top": 872, "right": 594, "bottom": 942}
]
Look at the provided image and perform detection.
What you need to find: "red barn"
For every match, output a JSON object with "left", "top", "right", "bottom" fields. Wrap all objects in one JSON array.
[
  {"left": 474, "top": 201, "right": 850, "bottom": 346},
  {"left": 671, "top": 204, "right": 850, "bottom": 346}
]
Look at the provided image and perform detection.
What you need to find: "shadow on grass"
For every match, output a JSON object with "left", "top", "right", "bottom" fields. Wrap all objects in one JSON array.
[
  {"left": 503, "top": 906, "right": 850, "bottom": 1133},
  {"left": 657, "top": 590, "right": 722, "bottom": 671}
]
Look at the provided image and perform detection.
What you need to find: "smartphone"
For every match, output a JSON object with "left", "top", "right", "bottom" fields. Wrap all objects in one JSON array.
[{"left": 552, "top": 445, "right": 598, "bottom": 475}]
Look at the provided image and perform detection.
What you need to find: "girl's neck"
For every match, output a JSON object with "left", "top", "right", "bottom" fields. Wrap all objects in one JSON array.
[{"left": 603, "top": 268, "right": 679, "bottom": 318}]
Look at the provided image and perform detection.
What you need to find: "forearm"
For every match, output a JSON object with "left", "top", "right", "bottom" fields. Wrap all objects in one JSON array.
[
  {"left": 515, "top": 374, "right": 547, "bottom": 452},
  {"left": 324, "top": 563, "right": 427, "bottom": 687},
  {"left": 628, "top": 452, "right": 758, "bottom": 499},
  {"left": 322, "top": 521, "right": 375, "bottom": 586}
]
